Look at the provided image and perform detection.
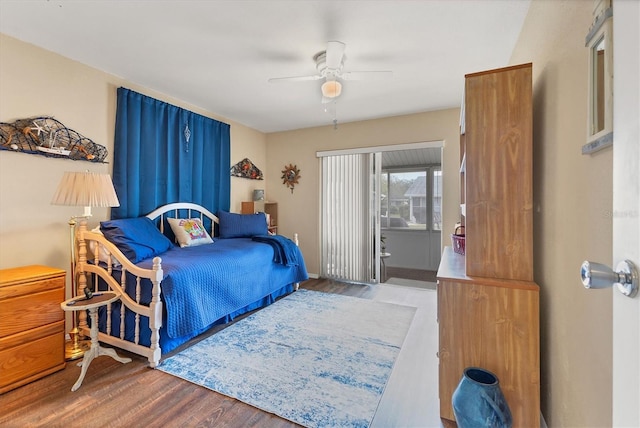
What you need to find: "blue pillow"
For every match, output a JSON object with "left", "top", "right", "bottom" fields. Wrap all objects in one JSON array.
[
  {"left": 100, "top": 217, "right": 174, "bottom": 263},
  {"left": 218, "top": 211, "right": 268, "bottom": 239}
]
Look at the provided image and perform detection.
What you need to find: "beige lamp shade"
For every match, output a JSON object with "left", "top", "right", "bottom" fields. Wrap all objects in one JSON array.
[{"left": 51, "top": 171, "right": 120, "bottom": 212}]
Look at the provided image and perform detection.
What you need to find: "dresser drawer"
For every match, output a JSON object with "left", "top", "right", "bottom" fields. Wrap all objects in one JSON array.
[
  {"left": 0, "top": 288, "right": 65, "bottom": 337},
  {"left": 0, "top": 274, "right": 64, "bottom": 300},
  {"left": 0, "top": 265, "right": 66, "bottom": 393},
  {"left": 0, "top": 322, "right": 65, "bottom": 394}
]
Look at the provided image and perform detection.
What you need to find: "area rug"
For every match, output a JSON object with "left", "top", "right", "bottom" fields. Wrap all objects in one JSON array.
[
  {"left": 158, "top": 289, "right": 416, "bottom": 428},
  {"left": 386, "top": 277, "right": 437, "bottom": 290}
]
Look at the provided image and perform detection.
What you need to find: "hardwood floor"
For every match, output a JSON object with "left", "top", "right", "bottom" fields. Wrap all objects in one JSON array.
[
  {"left": 0, "top": 278, "right": 441, "bottom": 428},
  {"left": 384, "top": 266, "right": 438, "bottom": 283}
]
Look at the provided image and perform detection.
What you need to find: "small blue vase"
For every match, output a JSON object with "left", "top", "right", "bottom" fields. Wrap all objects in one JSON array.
[{"left": 452, "top": 367, "right": 512, "bottom": 428}]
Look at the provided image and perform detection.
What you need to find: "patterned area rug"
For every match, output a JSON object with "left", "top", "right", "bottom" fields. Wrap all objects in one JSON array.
[{"left": 158, "top": 289, "right": 416, "bottom": 428}]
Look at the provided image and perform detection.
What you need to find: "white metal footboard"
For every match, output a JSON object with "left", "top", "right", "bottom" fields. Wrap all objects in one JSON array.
[{"left": 75, "top": 219, "right": 164, "bottom": 368}]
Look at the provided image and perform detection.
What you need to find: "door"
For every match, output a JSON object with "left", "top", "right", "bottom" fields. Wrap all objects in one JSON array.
[
  {"left": 317, "top": 142, "right": 443, "bottom": 284},
  {"left": 612, "top": 1, "right": 639, "bottom": 425}
]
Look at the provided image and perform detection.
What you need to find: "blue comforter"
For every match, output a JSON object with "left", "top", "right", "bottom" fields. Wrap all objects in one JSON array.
[
  {"left": 252, "top": 234, "right": 305, "bottom": 267},
  {"left": 134, "top": 237, "right": 308, "bottom": 338}
]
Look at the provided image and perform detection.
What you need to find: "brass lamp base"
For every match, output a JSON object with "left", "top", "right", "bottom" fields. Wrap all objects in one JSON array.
[{"left": 65, "top": 328, "right": 91, "bottom": 361}]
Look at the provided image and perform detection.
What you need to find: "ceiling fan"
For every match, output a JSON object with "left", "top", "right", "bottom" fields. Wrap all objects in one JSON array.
[{"left": 268, "top": 41, "right": 393, "bottom": 103}]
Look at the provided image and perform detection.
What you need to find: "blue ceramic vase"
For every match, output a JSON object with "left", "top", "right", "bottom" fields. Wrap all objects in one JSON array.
[{"left": 452, "top": 367, "right": 512, "bottom": 428}]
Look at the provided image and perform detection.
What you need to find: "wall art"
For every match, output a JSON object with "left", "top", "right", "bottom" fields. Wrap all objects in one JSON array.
[
  {"left": 281, "top": 163, "right": 301, "bottom": 193},
  {"left": 0, "top": 116, "right": 108, "bottom": 162},
  {"left": 230, "top": 158, "right": 264, "bottom": 180}
]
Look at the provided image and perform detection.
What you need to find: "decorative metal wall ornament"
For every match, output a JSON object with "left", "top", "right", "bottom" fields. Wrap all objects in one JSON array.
[
  {"left": 0, "top": 116, "right": 108, "bottom": 162},
  {"left": 281, "top": 163, "right": 301, "bottom": 193},
  {"left": 230, "top": 158, "right": 264, "bottom": 180},
  {"left": 183, "top": 123, "right": 191, "bottom": 152}
]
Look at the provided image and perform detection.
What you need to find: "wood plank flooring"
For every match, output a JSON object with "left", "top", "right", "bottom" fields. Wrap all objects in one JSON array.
[
  {"left": 0, "top": 278, "right": 441, "bottom": 428},
  {"left": 384, "top": 267, "right": 438, "bottom": 283}
]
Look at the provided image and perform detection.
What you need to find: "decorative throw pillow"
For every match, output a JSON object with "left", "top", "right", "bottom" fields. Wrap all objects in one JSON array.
[
  {"left": 217, "top": 210, "right": 268, "bottom": 239},
  {"left": 167, "top": 217, "right": 213, "bottom": 248},
  {"left": 100, "top": 217, "right": 174, "bottom": 263}
]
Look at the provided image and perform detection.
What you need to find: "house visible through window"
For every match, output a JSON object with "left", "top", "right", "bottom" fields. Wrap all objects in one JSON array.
[{"left": 381, "top": 167, "right": 441, "bottom": 231}]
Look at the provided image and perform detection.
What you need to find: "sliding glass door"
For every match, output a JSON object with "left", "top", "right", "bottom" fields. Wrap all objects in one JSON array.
[
  {"left": 320, "top": 152, "right": 381, "bottom": 284},
  {"left": 318, "top": 141, "right": 442, "bottom": 284}
]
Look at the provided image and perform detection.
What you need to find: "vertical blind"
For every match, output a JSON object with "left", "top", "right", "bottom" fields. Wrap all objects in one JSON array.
[{"left": 321, "top": 153, "right": 377, "bottom": 283}]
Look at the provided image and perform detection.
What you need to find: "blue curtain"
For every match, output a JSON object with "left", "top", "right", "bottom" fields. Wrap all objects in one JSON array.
[{"left": 111, "top": 87, "right": 230, "bottom": 219}]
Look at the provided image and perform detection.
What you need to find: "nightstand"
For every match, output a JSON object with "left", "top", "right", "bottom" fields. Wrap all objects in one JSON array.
[
  {"left": 61, "top": 291, "right": 132, "bottom": 391},
  {"left": 0, "top": 265, "right": 66, "bottom": 394}
]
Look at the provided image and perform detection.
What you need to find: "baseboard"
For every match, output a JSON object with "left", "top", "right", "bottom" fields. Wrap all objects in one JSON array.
[
  {"left": 540, "top": 412, "right": 548, "bottom": 428},
  {"left": 307, "top": 272, "right": 319, "bottom": 279}
]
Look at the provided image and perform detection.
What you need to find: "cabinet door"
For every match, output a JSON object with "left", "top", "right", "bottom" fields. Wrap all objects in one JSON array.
[
  {"left": 464, "top": 64, "right": 533, "bottom": 281},
  {"left": 438, "top": 278, "right": 540, "bottom": 426}
]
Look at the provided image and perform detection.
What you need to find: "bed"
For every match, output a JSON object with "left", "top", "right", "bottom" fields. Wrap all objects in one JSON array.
[{"left": 74, "top": 202, "right": 308, "bottom": 368}]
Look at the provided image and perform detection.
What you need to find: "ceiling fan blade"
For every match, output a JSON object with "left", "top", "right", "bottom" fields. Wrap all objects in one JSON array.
[
  {"left": 268, "top": 75, "right": 322, "bottom": 83},
  {"left": 341, "top": 71, "right": 393, "bottom": 81},
  {"left": 325, "top": 41, "right": 346, "bottom": 69}
]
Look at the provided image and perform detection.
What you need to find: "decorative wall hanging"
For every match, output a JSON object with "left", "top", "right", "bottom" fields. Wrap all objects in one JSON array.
[
  {"left": 230, "top": 158, "right": 264, "bottom": 180},
  {"left": 183, "top": 123, "right": 191, "bottom": 153},
  {"left": 281, "top": 163, "right": 301, "bottom": 193},
  {"left": 0, "top": 116, "right": 108, "bottom": 163}
]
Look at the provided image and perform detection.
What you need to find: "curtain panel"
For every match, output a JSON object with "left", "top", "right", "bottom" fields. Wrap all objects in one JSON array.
[{"left": 112, "top": 87, "right": 230, "bottom": 219}]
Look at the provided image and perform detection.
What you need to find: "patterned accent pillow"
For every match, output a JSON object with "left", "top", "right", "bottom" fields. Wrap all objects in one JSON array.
[{"left": 167, "top": 217, "right": 214, "bottom": 248}]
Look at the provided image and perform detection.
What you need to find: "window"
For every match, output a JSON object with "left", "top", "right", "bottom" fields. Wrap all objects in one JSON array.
[
  {"left": 380, "top": 167, "right": 441, "bottom": 231},
  {"left": 381, "top": 169, "right": 426, "bottom": 230}
]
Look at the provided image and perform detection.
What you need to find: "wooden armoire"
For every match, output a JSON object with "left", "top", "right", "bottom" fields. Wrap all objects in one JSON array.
[{"left": 437, "top": 63, "right": 540, "bottom": 427}]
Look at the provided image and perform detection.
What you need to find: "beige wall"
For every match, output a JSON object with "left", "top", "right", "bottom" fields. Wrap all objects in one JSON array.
[
  {"left": 510, "top": 1, "right": 613, "bottom": 426},
  {"left": 0, "top": 33, "right": 267, "bottom": 289},
  {"left": 265, "top": 109, "right": 460, "bottom": 276}
]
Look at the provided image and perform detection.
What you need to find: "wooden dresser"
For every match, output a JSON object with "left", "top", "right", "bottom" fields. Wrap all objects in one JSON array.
[
  {"left": 438, "top": 248, "right": 540, "bottom": 426},
  {"left": 0, "top": 265, "right": 66, "bottom": 394},
  {"left": 437, "top": 63, "right": 540, "bottom": 426}
]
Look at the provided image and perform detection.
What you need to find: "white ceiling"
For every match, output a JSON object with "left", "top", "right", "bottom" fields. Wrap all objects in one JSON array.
[{"left": 0, "top": 0, "right": 531, "bottom": 133}]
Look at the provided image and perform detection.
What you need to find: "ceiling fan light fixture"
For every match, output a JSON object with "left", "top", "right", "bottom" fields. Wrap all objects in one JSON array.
[{"left": 321, "top": 80, "right": 342, "bottom": 98}]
